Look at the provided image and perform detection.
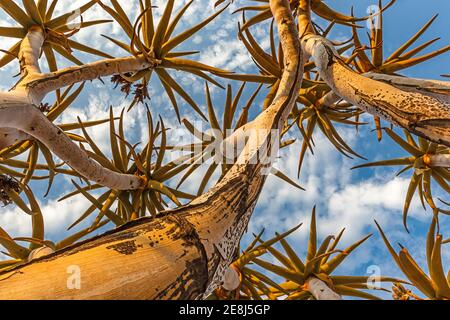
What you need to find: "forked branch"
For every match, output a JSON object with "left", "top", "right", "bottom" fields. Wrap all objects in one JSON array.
[
  {"left": 0, "top": 0, "right": 303, "bottom": 300},
  {"left": 0, "top": 27, "right": 160, "bottom": 190},
  {"left": 299, "top": 0, "right": 450, "bottom": 146}
]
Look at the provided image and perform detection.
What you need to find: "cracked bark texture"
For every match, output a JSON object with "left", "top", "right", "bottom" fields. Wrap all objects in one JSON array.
[
  {"left": 0, "top": 0, "right": 303, "bottom": 300},
  {"left": 298, "top": 0, "right": 450, "bottom": 146}
]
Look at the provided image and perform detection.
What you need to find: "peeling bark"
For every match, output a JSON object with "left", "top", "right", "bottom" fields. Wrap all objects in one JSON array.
[
  {"left": 0, "top": 0, "right": 303, "bottom": 300},
  {"left": 298, "top": 0, "right": 450, "bottom": 146},
  {"left": 365, "top": 73, "right": 450, "bottom": 104}
]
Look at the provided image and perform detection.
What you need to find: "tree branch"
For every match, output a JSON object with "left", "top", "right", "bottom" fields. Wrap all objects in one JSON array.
[
  {"left": 365, "top": 72, "right": 450, "bottom": 104},
  {"left": 18, "top": 26, "right": 44, "bottom": 80},
  {"left": 12, "top": 27, "right": 160, "bottom": 104},
  {"left": 0, "top": 128, "right": 32, "bottom": 150},
  {"left": 425, "top": 153, "right": 450, "bottom": 167},
  {"left": 0, "top": 28, "right": 158, "bottom": 190},
  {"left": 25, "top": 55, "right": 160, "bottom": 98},
  {"left": 299, "top": 0, "right": 450, "bottom": 146},
  {"left": 305, "top": 277, "right": 342, "bottom": 300},
  {"left": 0, "top": 94, "right": 144, "bottom": 190}
]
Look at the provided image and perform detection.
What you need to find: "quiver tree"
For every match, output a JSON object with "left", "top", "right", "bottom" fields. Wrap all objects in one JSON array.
[{"left": 0, "top": 0, "right": 448, "bottom": 300}]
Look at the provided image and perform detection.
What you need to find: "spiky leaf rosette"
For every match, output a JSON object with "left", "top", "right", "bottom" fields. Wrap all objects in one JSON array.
[
  {"left": 353, "top": 129, "right": 450, "bottom": 231},
  {"left": 172, "top": 82, "right": 303, "bottom": 196},
  {"left": 59, "top": 107, "right": 195, "bottom": 231},
  {"left": 100, "top": 0, "right": 231, "bottom": 119},
  {"left": 214, "top": 19, "right": 365, "bottom": 177},
  {"left": 352, "top": 4, "right": 450, "bottom": 75},
  {"left": 349, "top": 1, "right": 450, "bottom": 141},
  {"left": 229, "top": 0, "right": 449, "bottom": 160},
  {"left": 0, "top": 0, "right": 113, "bottom": 70},
  {"left": 233, "top": 0, "right": 378, "bottom": 31},
  {"left": 376, "top": 219, "right": 450, "bottom": 300},
  {"left": 214, "top": 207, "right": 405, "bottom": 300}
]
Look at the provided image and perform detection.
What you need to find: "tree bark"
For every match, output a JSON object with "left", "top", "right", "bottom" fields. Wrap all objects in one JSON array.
[
  {"left": 425, "top": 154, "right": 450, "bottom": 167},
  {"left": 0, "top": 128, "right": 31, "bottom": 150},
  {"left": 25, "top": 54, "right": 159, "bottom": 99},
  {"left": 364, "top": 73, "right": 450, "bottom": 104},
  {"left": 0, "top": 0, "right": 447, "bottom": 301},
  {"left": 0, "top": 0, "right": 303, "bottom": 300},
  {"left": 0, "top": 95, "right": 145, "bottom": 190},
  {"left": 305, "top": 277, "right": 341, "bottom": 300}
]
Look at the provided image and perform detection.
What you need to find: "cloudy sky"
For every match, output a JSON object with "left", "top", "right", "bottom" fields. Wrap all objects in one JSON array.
[{"left": 0, "top": 0, "right": 449, "bottom": 299}]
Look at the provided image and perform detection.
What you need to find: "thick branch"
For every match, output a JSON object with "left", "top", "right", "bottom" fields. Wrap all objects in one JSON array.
[
  {"left": 25, "top": 55, "right": 159, "bottom": 98},
  {"left": 18, "top": 26, "right": 44, "bottom": 80},
  {"left": 0, "top": 128, "right": 32, "bottom": 150},
  {"left": 365, "top": 72, "right": 450, "bottom": 104},
  {"left": 0, "top": 0, "right": 303, "bottom": 300},
  {"left": 0, "top": 93, "right": 143, "bottom": 190},
  {"left": 12, "top": 27, "right": 159, "bottom": 104},
  {"left": 0, "top": 28, "right": 157, "bottom": 189},
  {"left": 305, "top": 277, "right": 342, "bottom": 300},
  {"left": 299, "top": 1, "right": 450, "bottom": 146},
  {"left": 425, "top": 153, "right": 450, "bottom": 167},
  {"left": 9, "top": 26, "right": 46, "bottom": 106}
]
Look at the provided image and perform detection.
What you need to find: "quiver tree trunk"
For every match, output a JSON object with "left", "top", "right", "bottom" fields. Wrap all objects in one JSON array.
[{"left": 0, "top": 0, "right": 303, "bottom": 300}]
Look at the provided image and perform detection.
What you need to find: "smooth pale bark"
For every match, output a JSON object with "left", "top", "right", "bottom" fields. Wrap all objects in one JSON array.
[
  {"left": 222, "top": 266, "right": 241, "bottom": 291},
  {"left": 0, "top": 0, "right": 303, "bottom": 300},
  {"left": 25, "top": 55, "right": 159, "bottom": 100},
  {"left": 14, "top": 26, "right": 159, "bottom": 104},
  {"left": 305, "top": 277, "right": 342, "bottom": 300},
  {"left": 0, "top": 93, "right": 144, "bottom": 190},
  {"left": 0, "top": 128, "right": 31, "bottom": 149},
  {"left": 18, "top": 26, "right": 43, "bottom": 80},
  {"left": 28, "top": 246, "right": 55, "bottom": 261},
  {"left": 425, "top": 154, "right": 450, "bottom": 167}
]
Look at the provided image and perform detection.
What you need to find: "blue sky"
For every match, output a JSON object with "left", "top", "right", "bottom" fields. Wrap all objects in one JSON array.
[{"left": 0, "top": 0, "right": 449, "bottom": 299}]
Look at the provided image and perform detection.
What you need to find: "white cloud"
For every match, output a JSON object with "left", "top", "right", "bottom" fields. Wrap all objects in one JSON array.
[
  {"left": 324, "top": 176, "right": 424, "bottom": 238},
  {"left": 0, "top": 194, "right": 96, "bottom": 243}
]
